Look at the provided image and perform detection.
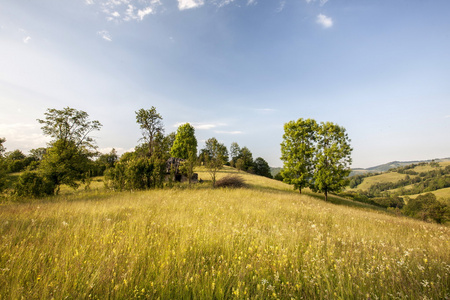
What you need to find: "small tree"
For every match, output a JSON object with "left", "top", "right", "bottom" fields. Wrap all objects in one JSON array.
[
  {"left": 171, "top": 123, "right": 198, "bottom": 184},
  {"left": 135, "top": 107, "right": 164, "bottom": 156},
  {"left": 311, "top": 122, "right": 352, "bottom": 201},
  {"left": 280, "top": 118, "right": 318, "bottom": 194},
  {"left": 0, "top": 138, "right": 7, "bottom": 193},
  {"left": 203, "top": 137, "right": 228, "bottom": 187},
  {"left": 254, "top": 157, "right": 272, "bottom": 178},
  {"left": 37, "top": 107, "right": 102, "bottom": 194},
  {"left": 229, "top": 142, "right": 240, "bottom": 167}
]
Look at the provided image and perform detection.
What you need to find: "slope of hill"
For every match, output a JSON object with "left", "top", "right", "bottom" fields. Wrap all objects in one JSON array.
[
  {"left": 352, "top": 157, "right": 450, "bottom": 174},
  {"left": 0, "top": 167, "right": 449, "bottom": 299}
]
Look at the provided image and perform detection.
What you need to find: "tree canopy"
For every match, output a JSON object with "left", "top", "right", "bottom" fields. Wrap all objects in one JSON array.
[
  {"left": 135, "top": 107, "right": 164, "bottom": 156},
  {"left": 37, "top": 107, "right": 102, "bottom": 149},
  {"left": 281, "top": 118, "right": 352, "bottom": 201}
]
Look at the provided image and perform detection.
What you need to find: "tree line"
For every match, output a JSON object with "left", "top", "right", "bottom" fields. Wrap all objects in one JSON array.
[{"left": 0, "top": 107, "right": 272, "bottom": 199}]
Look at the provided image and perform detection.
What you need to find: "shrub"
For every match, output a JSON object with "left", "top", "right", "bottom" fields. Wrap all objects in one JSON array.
[
  {"left": 403, "top": 193, "right": 449, "bottom": 223},
  {"left": 215, "top": 175, "right": 245, "bottom": 188},
  {"left": 14, "top": 171, "right": 55, "bottom": 198}
]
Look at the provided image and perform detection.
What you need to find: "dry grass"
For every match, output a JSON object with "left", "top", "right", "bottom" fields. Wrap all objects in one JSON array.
[{"left": 0, "top": 168, "right": 449, "bottom": 299}]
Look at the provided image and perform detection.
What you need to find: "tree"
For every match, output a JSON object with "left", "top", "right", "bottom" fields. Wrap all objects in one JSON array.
[
  {"left": 171, "top": 123, "right": 198, "bottom": 184},
  {"left": 403, "top": 193, "right": 449, "bottom": 223},
  {"left": 239, "top": 147, "right": 254, "bottom": 173},
  {"left": 39, "top": 139, "right": 91, "bottom": 193},
  {"left": 254, "top": 157, "right": 272, "bottom": 178},
  {"left": 171, "top": 123, "right": 197, "bottom": 159},
  {"left": 280, "top": 118, "right": 318, "bottom": 194},
  {"left": 0, "top": 138, "right": 7, "bottom": 193},
  {"left": 311, "top": 122, "right": 352, "bottom": 201},
  {"left": 37, "top": 107, "right": 102, "bottom": 194},
  {"left": 229, "top": 142, "right": 240, "bottom": 167},
  {"left": 135, "top": 107, "right": 164, "bottom": 156},
  {"left": 37, "top": 107, "right": 102, "bottom": 149},
  {"left": 0, "top": 137, "right": 6, "bottom": 158},
  {"left": 203, "top": 137, "right": 228, "bottom": 187}
]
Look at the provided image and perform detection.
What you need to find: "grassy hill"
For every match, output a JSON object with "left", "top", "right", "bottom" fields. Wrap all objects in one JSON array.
[
  {"left": 0, "top": 167, "right": 449, "bottom": 299},
  {"left": 351, "top": 157, "right": 450, "bottom": 175}
]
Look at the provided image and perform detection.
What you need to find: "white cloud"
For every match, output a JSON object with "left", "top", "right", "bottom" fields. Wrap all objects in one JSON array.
[
  {"left": 137, "top": 7, "right": 153, "bottom": 20},
  {"left": 97, "top": 30, "right": 112, "bottom": 41},
  {"left": 306, "top": 0, "right": 328, "bottom": 6},
  {"left": 276, "top": 0, "right": 285, "bottom": 12},
  {"left": 23, "top": 36, "right": 31, "bottom": 43},
  {"left": 247, "top": 0, "right": 257, "bottom": 5},
  {"left": 214, "top": 130, "right": 243, "bottom": 135},
  {"left": 316, "top": 13, "right": 333, "bottom": 28},
  {"left": 85, "top": 0, "right": 95, "bottom": 4},
  {"left": 97, "top": 0, "right": 161, "bottom": 22},
  {"left": 178, "top": 0, "right": 204, "bottom": 10}
]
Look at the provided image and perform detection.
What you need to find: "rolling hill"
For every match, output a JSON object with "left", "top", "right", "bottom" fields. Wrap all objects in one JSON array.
[{"left": 0, "top": 166, "right": 449, "bottom": 299}]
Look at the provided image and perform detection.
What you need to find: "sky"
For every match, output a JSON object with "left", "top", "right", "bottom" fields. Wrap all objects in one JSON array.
[{"left": 1, "top": 0, "right": 449, "bottom": 168}]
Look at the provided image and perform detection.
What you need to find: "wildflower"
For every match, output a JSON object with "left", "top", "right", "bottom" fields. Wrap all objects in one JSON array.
[{"left": 62, "top": 221, "right": 69, "bottom": 227}]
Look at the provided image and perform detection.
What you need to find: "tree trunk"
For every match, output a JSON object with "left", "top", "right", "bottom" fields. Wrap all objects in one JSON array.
[
  {"left": 324, "top": 190, "right": 328, "bottom": 201},
  {"left": 299, "top": 188, "right": 302, "bottom": 194}
]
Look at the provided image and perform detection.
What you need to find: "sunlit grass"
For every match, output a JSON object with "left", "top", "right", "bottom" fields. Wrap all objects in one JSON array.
[{"left": 1, "top": 169, "right": 449, "bottom": 299}]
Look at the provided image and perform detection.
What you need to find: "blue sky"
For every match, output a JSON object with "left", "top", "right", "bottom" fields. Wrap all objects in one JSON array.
[{"left": 1, "top": 0, "right": 449, "bottom": 168}]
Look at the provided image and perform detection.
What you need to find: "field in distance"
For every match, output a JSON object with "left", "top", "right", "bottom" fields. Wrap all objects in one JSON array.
[{"left": 0, "top": 167, "right": 449, "bottom": 299}]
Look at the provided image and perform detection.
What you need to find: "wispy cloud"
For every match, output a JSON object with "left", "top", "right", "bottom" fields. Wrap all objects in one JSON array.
[
  {"left": 276, "top": 0, "right": 286, "bottom": 12},
  {"left": 247, "top": 0, "right": 257, "bottom": 5},
  {"left": 97, "top": 30, "right": 112, "bottom": 41},
  {"left": 214, "top": 130, "right": 243, "bottom": 135},
  {"left": 85, "top": 0, "right": 95, "bottom": 4},
  {"left": 316, "top": 13, "right": 333, "bottom": 28},
  {"left": 178, "top": 0, "right": 204, "bottom": 10},
  {"left": 23, "top": 36, "right": 31, "bottom": 43},
  {"left": 306, "top": 0, "right": 328, "bottom": 6},
  {"left": 96, "top": 0, "right": 161, "bottom": 22}
]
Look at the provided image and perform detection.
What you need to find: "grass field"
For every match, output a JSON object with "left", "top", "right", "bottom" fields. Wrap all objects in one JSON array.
[
  {"left": 1, "top": 169, "right": 449, "bottom": 299},
  {"left": 350, "top": 172, "right": 410, "bottom": 192}
]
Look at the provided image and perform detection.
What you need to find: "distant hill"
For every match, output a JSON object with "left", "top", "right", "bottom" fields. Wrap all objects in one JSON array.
[{"left": 351, "top": 157, "right": 450, "bottom": 176}]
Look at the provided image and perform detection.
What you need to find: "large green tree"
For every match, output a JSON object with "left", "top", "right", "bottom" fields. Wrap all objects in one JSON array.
[
  {"left": 37, "top": 107, "right": 102, "bottom": 149},
  {"left": 280, "top": 118, "right": 318, "bottom": 194},
  {"left": 311, "top": 122, "right": 352, "bottom": 201},
  {"left": 135, "top": 107, "right": 164, "bottom": 156},
  {"left": 203, "top": 137, "right": 228, "bottom": 187},
  {"left": 280, "top": 119, "right": 352, "bottom": 200},
  {"left": 170, "top": 123, "right": 198, "bottom": 184},
  {"left": 37, "top": 107, "right": 102, "bottom": 194}
]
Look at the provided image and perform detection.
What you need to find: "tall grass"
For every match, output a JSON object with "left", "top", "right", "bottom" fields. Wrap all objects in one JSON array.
[{"left": 0, "top": 172, "right": 449, "bottom": 299}]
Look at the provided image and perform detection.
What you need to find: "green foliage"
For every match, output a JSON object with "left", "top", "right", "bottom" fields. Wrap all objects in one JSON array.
[
  {"left": 0, "top": 137, "right": 6, "bottom": 158},
  {"left": 39, "top": 140, "right": 92, "bottom": 193},
  {"left": 253, "top": 157, "right": 272, "bottom": 178},
  {"left": 135, "top": 107, "right": 164, "bottom": 156},
  {"left": 203, "top": 137, "right": 228, "bottom": 187},
  {"left": 13, "top": 171, "right": 55, "bottom": 198},
  {"left": 280, "top": 118, "right": 318, "bottom": 193},
  {"left": 403, "top": 193, "right": 449, "bottom": 223},
  {"left": 170, "top": 123, "right": 197, "bottom": 159},
  {"left": 311, "top": 122, "right": 352, "bottom": 201},
  {"left": 171, "top": 123, "right": 198, "bottom": 184},
  {"left": 37, "top": 107, "right": 102, "bottom": 149},
  {"left": 229, "top": 142, "right": 240, "bottom": 167},
  {"left": 281, "top": 119, "right": 352, "bottom": 200}
]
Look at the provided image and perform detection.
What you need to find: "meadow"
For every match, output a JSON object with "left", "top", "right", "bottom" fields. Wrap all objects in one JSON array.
[{"left": 0, "top": 169, "right": 449, "bottom": 299}]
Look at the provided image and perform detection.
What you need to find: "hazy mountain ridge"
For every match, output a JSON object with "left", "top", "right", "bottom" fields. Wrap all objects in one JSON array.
[{"left": 351, "top": 157, "right": 450, "bottom": 175}]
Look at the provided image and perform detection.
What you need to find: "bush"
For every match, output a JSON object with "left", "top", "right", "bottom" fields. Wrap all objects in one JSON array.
[
  {"left": 403, "top": 193, "right": 449, "bottom": 223},
  {"left": 215, "top": 175, "right": 245, "bottom": 188},
  {"left": 14, "top": 171, "right": 55, "bottom": 198}
]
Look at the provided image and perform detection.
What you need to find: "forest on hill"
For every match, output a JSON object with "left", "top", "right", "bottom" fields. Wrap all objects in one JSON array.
[{"left": 342, "top": 161, "right": 450, "bottom": 223}]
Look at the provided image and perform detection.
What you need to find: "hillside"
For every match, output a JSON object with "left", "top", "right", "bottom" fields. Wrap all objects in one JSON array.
[
  {"left": 351, "top": 157, "right": 450, "bottom": 175},
  {"left": 0, "top": 167, "right": 449, "bottom": 299}
]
